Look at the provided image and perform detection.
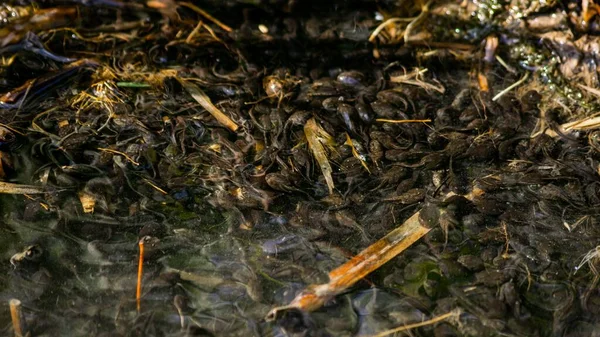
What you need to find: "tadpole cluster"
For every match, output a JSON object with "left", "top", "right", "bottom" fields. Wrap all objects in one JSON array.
[{"left": 0, "top": 0, "right": 599, "bottom": 336}]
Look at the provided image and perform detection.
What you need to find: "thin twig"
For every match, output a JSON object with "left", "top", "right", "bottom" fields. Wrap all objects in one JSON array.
[{"left": 376, "top": 119, "right": 431, "bottom": 124}]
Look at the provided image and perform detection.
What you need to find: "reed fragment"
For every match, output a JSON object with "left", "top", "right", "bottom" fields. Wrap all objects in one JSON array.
[{"left": 266, "top": 210, "right": 434, "bottom": 320}]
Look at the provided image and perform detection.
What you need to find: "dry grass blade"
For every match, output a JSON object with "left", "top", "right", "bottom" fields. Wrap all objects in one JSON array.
[
  {"left": 543, "top": 115, "right": 600, "bottom": 137},
  {"left": 304, "top": 118, "right": 335, "bottom": 194},
  {"left": 403, "top": 0, "right": 431, "bottom": 44},
  {"left": 575, "top": 245, "right": 600, "bottom": 275},
  {"left": 376, "top": 118, "right": 431, "bottom": 124},
  {"left": 186, "top": 20, "right": 204, "bottom": 43},
  {"left": 266, "top": 210, "right": 432, "bottom": 320},
  {"left": 560, "top": 115, "right": 600, "bottom": 131},
  {"left": 368, "top": 0, "right": 430, "bottom": 44},
  {"left": 389, "top": 67, "right": 427, "bottom": 82},
  {"left": 368, "top": 17, "right": 416, "bottom": 43},
  {"left": 492, "top": 72, "right": 529, "bottom": 101},
  {"left": 144, "top": 179, "right": 168, "bottom": 195},
  {"left": 71, "top": 79, "right": 124, "bottom": 130},
  {"left": 577, "top": 83, "right": 600, "bottom": 98},
  {"left": 368, "top": 309, "right": 461, "bottom": 337},
  {"left": 390, "top": 68, "right": 445, "bottom": 94},
  {"left": 344, "top": 133, "right": 370, "bottom": 173},
  {"left": 178, "top": 2, "right": 232, "bottom": 32},
  {"left": 177, "top": 78, "right": 239, "bottom": 132},
  {"left": 0, "top": 181, "right": 48, "bottom": 194}
]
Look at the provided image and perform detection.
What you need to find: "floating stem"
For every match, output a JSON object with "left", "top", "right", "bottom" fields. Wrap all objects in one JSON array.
[
  {"left": 136, "top": 237, "right": 145, "bottom": 313},
  {"left": 266, "top": 210, "right": 433, "bottom": 320},
  {"left": 9, "top": 299, "right": 24, "bottom": 337}
]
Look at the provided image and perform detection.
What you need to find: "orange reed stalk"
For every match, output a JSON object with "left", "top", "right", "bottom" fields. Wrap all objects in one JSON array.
[
  {"left": 136, "top": 238, "right": 145, "bottom": 313},
  {"left": 9, "top": 299, "right": 23, "bottom": 337},
  {"left": 266, "top": 210, "right": 434, "bottom": 320}
]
